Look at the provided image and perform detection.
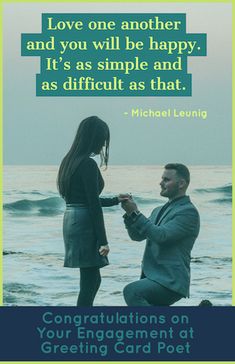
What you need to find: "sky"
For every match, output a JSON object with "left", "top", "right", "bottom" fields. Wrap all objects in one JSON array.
[{"left": 3, "top": 2, "right": 232, "bottom": 165}]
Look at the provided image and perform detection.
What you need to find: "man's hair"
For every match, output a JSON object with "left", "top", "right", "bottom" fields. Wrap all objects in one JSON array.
[{"left": 164, "top": 163, "right": 190, "bottom": 184}]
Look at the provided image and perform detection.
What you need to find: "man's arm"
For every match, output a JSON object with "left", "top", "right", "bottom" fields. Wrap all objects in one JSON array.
[
  {"left": 123, "top": 213, "right": 147, "bottom": 241},
  {"left": 122, "top": 198, "right": 147, "bottom": 241},
  {"left": 122, "top": 199, "right": 200, "bottom": 245},
  {"left": 129, "top": 209, "right": 200, "bottom": 245}
]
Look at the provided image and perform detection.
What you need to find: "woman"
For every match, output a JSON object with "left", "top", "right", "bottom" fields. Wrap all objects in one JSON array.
[{"left": 57, "top": 116, "right": 126, "bottom": 306}]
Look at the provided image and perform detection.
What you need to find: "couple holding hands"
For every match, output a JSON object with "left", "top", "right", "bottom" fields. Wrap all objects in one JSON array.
[{"left": 57, "top": 116, "right": 200, "bottom": 307}]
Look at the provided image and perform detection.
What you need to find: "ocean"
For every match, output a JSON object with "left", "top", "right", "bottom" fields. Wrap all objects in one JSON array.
[{"left": 3, "top": 165, "right": 232, "bottom": 306}]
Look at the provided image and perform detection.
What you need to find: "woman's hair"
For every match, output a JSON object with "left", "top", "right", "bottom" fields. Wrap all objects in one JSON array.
[{"left": 57, "top": 116, "right": 110, "bottom": 199}]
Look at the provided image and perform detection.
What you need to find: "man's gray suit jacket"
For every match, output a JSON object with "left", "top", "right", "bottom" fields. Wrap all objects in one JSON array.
[{"left": 124, "top": 196, "right": 200, "bottom": 297}]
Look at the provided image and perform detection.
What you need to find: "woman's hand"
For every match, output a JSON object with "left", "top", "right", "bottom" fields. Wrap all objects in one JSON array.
[
  {"left": 99, "top": 244, "right": 110, "bottom": 256},
  {"left": 118, "top": 193, "right": 132, "bottom": 203}
]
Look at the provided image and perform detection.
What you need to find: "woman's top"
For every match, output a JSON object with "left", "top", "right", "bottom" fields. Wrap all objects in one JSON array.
[{"left": 66, "top": 157, "right": 119, "bottom": 246}]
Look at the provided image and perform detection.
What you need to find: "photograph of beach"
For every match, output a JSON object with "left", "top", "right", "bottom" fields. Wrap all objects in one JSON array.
[{"left": 3, "top": 2, "right": 232, "bottom": 306}]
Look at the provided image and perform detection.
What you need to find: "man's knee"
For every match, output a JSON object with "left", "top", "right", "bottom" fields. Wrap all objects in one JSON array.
[{"left": 123, "top": 282, "right": 138, "bottom": 305}]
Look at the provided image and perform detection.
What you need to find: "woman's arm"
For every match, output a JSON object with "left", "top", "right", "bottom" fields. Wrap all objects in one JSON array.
[
  {"left": 100, "top": 196, "right": 119, "bottom": 207},
  {"left": 100, "top": 193, "right": 131, "bottom": 207},
  {"left": 81, "top": 158, "right": 109, "bottom": 247}
]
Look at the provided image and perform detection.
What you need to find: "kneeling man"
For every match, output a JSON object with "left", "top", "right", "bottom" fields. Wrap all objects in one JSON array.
[{"left": 122, "top": 163, "right": 200, "bottom": 306}]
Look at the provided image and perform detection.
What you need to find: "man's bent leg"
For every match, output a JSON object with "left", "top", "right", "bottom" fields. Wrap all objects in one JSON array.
[{"left": 123, "top": 278, "right": 183, "bottom": 306}]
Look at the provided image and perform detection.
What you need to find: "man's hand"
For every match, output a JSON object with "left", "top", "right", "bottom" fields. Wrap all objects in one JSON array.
[
  {"left": 121, "top": 198, "right": 138, "bottom": 215},
  {"left": 99, "top": 244, "right": 110, "bottom": 256}
]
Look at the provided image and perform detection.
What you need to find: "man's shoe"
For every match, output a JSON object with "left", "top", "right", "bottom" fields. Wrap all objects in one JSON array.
[{"left": 198, "top": 299, "right": 213, "bottom": 306}]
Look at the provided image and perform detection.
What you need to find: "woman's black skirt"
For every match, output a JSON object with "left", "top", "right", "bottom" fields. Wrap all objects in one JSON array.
[{"left": 63, "top": 204, "right": 109, "bottom": 268}]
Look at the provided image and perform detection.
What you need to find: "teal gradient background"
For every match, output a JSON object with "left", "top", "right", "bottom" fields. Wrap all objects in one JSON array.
[{"left": 3, "top": 2, "right": 232, "bottom": 165}]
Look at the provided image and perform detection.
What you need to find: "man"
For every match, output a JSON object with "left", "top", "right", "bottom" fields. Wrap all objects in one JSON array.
[{"left": 122, "top": 163, "right": 200, "bottom": 306}]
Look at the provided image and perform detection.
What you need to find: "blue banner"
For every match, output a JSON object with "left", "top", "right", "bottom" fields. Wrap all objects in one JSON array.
[{"left": 0, "top": 306, "right": 234, "bottom": 361}]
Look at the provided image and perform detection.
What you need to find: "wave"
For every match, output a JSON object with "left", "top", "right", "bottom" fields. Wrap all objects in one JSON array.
[
  {"left": 3, "top": 196, "right": 65, "bottom": 216},
  {"left": 3, "top": 282, "right": 41, "bottom": 306},
  {"left": 195, "top": 184, "right": 232, "bottom": 196},
  {"left": 191, "top": 256, "right": 232, "bottom": 264},
  {"left": 134, "top": 196, "right": 163, "bottom": 205},
  {"left": 3, "top": 251, "right": 25, "bottom": 256},
  {"left": 4, "top": 189, "right": 45, "bottom": 196},
  {"left": 4, "top": 190, "right": 58, "bottom": 197},
  {"left": 210, "top": 197, "right": 232, "bottom": 204},
  {"left": 3, "top": 194, "right": 163, "bottom": 217}
]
